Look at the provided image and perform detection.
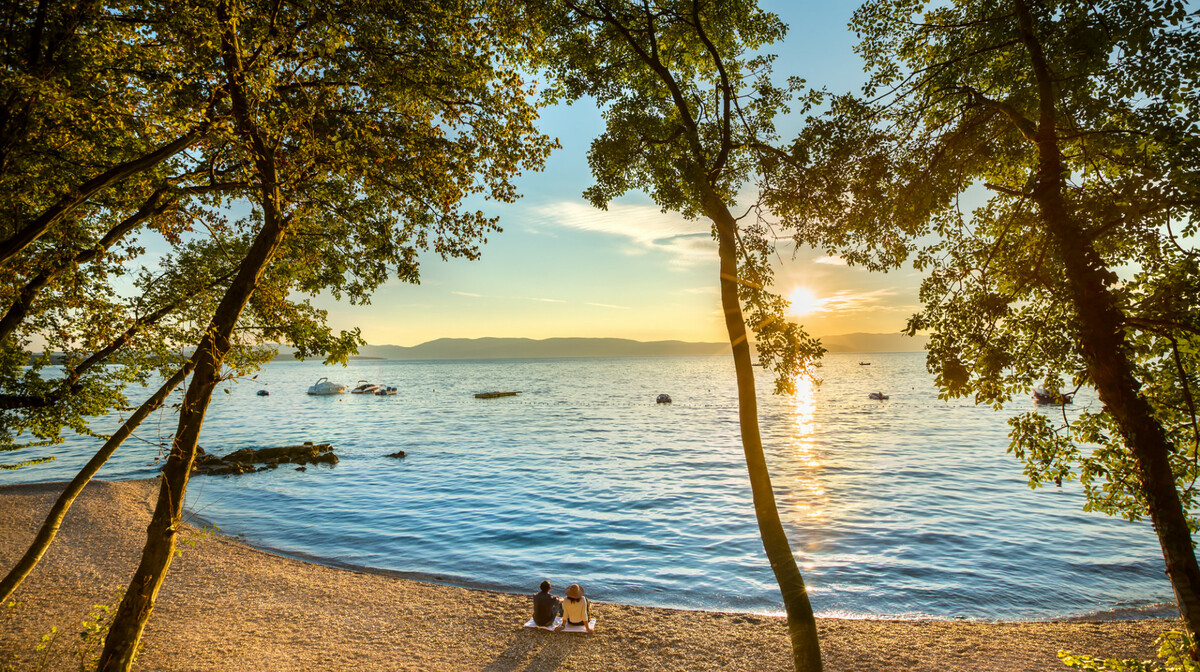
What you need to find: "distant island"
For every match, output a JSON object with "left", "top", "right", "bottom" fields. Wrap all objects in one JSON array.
[{"left": 271, "top": 333, "right": 928, "bottom": 361}]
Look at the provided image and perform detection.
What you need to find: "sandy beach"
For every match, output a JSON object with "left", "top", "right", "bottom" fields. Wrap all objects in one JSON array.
[{"left": 0, "top": 479, "right": 1177, "bottom": 671}]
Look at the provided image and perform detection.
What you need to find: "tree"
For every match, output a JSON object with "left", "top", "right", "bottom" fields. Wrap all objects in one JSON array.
[
  {"left": 761, "top": 0, "right": 1200, "bottom": 648},
  {"left": 94, "top": 0, "right": 552, "bottom": 668},
  {"left": 533, "top": 1, "right": 825, "bottom": 669}
]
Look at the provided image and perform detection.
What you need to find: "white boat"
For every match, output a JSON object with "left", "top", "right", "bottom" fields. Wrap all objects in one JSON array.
[
  {"left": 350, "top": 380, "right": 384, "bottom": 395},
  {"left": 307, "top": 377, "right": 347, "bottom": 395},
  {"left": 374, "top": 386, "right": 398, "bottom": 396}
]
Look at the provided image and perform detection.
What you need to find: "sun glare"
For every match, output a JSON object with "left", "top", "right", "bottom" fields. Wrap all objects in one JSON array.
[{"left": 788, "top": 287, "right": 821, "bottom": 316}]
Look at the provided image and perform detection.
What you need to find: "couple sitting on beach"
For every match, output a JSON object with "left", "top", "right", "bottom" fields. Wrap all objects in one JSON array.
[{"left": 532, "top": 580, "right": 594, "bottom": 634}]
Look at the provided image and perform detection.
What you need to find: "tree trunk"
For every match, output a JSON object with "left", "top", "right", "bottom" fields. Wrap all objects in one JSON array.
[
  {"left": 1012, "top": 0, "right": 1200, "bottom": 649},
  {"left": 707, "top": 191, "right": 824, "bottom": 672},
  {"left": 96, "top": 4, "right": 287, "bottom": 669},
  {"left": 1036, "top": 183, "right": 1200, "bottom": 644},
  {"left": 0, "top": 362, "right": 194, "bottom": 603}
]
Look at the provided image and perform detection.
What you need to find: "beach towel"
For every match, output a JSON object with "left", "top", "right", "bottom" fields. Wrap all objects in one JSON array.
[{"left": 523, "top": 616, "right": 596, "bottom": 633}]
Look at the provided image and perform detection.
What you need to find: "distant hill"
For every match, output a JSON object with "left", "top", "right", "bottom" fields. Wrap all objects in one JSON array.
[
  {"left": 354, "top": 337, "right": 729, "bottom": 360},
  {"left": 818, "top": 332, "right": 927, "bottom": 353},
  {"left": 30, "top": 333, "right": 928, "bottom": 365}
]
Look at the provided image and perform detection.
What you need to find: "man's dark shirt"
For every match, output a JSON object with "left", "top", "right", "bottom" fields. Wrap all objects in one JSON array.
[{"left": 533, "top": 590, "right": 560, "bottom": 626}]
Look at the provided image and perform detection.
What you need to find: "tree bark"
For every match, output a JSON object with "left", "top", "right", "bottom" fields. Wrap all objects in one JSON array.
[
  {"left": 707, "top": 190, "right": 824, "bottom": 672},
  {"left": 96, "top": 3, "right": 287, "bottom": 669},
  {"left": 1012, "top": 0, "right": 1200, "bottom": 650},
  {"left": 0, "top": 362, "right": 194, "bottom": 603}
]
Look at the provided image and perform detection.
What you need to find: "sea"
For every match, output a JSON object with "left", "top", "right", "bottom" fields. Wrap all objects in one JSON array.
[{"left": 2, "top": 352, "right": 1177, "bottom": 620}]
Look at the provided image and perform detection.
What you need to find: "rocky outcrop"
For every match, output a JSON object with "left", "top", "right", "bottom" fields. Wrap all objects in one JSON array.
[{"left": 192, "top": 442, "right": 337, "bottom": 476}]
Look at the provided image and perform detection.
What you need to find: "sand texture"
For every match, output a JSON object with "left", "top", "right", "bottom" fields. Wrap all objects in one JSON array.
[{"left": 0, "top": 479, "right": 1177, "bottom": 671}]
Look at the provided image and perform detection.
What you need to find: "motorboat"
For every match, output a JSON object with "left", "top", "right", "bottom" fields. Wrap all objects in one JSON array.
[
  {"left": 374, "top": 386, "right": 398, "bottom": 396},
  {"left": 256, "top": 389, "right": 269, "bottom": 397},
  {"left": 868, "top": 392, "right": 888, "bottom": 400},
  {"left": 307, "top": 377, "right": 348, "bottom": 395},
  {"left": 474, "top": 391, "right": 519, "bottom": 399},
  {"left": 1033, "top": 387, "right": 1073, "bottom": 405},
  {"left": 656, "top": 393, "right": 672, "bottom": 404},
  {"left": 351, "top": 380, "right": 384, "bottom": 395}
]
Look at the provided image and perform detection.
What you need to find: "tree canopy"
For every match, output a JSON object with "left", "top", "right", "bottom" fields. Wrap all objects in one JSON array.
[{"left": 762, "top": 0, "right": 1200, "bottom": 645}]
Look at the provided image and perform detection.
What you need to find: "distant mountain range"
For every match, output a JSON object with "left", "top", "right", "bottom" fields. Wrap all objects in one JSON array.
[
  {"left": 27, "top": 333, "right": 927, "bottom": 365},
  {"left": 275, "top": 333, "right": 928, "bottom": 361}
]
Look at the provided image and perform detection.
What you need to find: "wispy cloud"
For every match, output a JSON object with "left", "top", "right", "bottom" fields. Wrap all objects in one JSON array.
[
  {"left": 527, "top": 297, "right": 567, "bottom": 303},
  {"left": 530, "top": 201, "right": 714, "bottom": 265},
  {"left": 451, "top": 291, "right": 482, "bottom": 298},
  {"left": 814, "top": 255, "right": 847, "bottom": 266},
  {"left": 813, "top": 289, "right": 901, "bottom": 313},
  {"left": 585, "top": 302, "right": 630, "bottom": 309}
]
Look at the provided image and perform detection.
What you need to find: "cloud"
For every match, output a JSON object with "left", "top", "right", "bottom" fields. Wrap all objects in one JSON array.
[
  {"left": 814, "top": 255, "right": 847, "bottom": 266},
  {"left": 451, "top": 291, "right": 482, "bottom": 297},
  {"left": 526, "top": 297, "right": 567, "bottom": 303},
  {"left": 812, "top": 288, "right": 902, "bottom": 314},
  {"left": 585, "top": 302, "right": 630, "bottom": 309},
  {"left": 530, "top": 201, "right": 714, "bottom": 265}
]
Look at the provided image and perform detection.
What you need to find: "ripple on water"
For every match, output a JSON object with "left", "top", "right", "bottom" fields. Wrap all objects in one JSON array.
[{"left": 1, "top": 353, "right": 1174, "bottom": 618}]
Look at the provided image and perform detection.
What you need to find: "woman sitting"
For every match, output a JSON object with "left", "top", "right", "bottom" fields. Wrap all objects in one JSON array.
[{"left": 554, "top": 583, "right": 593, "bottom": 634}]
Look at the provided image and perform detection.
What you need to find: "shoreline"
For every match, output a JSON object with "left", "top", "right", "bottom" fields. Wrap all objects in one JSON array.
[
  {"left": 181, "top": 487, "right": 1178, "bottom": 625},
  {"left": 0, "top": 478, "right": 1180, "bottom": 671}
]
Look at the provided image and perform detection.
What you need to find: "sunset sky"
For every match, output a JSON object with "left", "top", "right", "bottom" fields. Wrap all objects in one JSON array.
[{"left": 318, "top": 2, "right": 925, "bottom": 347}]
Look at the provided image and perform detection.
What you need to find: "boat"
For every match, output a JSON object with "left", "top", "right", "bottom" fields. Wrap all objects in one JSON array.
[
  {"left": 656, "top": 393, "right": 672, "bottom": 404},
  {"left": 307, "top": 377, "right": 348, "bottom": 395},
  {"left": 374, "top": 386, "right": 398, "bottom": 396},
  {"left": 256, "top": 389, "right": 269, "bottom": 397},
  {"left": 1033, "top": 387, "right": 1073, "bottom": 405},
  {"left": 351, "top": 380, "right": 384, "bottom": 395},
  {"left": 474, "top": 391, "right": 519, "bottom": 399},
  {"left": 859, "top": 361, "right": 871, "bottom": 366},
  {"left": 868, "top": 392, "right": 888, "bottom": 400}
]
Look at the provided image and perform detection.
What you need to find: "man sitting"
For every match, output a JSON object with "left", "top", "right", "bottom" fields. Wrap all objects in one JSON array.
[{"left": 532, "top": 580, "right": 561, "bottom": 627}]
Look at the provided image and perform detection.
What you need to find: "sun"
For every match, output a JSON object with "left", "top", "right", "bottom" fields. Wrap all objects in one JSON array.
[{"left": 788, "top": 287, "right": 822, "bottom": 316}]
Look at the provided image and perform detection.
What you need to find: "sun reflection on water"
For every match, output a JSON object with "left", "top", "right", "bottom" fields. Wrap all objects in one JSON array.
[{"left": 789, "top": 375, "right": 828, "bottom": 520}]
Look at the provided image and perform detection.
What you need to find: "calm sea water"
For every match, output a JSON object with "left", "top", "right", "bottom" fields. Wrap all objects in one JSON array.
[{"left": 3, "top": 353, "right": 1175, "bottom": 619}]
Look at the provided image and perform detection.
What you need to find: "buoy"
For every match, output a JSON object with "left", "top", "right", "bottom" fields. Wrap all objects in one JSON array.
[{"left": 657, "top": 394, "right": 672, "bottom": 404}]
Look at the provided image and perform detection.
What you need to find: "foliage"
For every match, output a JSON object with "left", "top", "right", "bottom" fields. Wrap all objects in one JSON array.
[
  {"left": 0, "top": 0, "right": 553, "bottom": 466},
  {"left": 1060, "top": 631, "right": 1198, "bottom": 672},
  {"left": 762, "top": 0, "right": 1200, "bottom": 526},
  {"left": 1, "top": 600, "right": 122, "bottom": 672},
  {"left": 530, "top": 0, "right": 823, "bottom": 389}
]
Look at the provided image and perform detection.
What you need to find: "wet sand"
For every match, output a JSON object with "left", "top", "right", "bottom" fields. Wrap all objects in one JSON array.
[{"left": 0, "top": 479, "right": 1176, "bottom": 671}]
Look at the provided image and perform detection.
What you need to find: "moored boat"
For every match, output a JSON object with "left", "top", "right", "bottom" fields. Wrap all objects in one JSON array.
[
  {"left": 474, "top": 391, "right": 519, "bottom": 399},
  {"left": 307, "top": 377, "right": 348, "bottom": 395},
  {"left": 351, "top": 380, "right": 384, "bottom": 394},
  {"left": 1033, "top": 387, "right": 1073, "bottom": 405}
]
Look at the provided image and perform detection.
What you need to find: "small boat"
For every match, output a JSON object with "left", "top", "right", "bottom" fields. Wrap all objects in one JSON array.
[
  {"left": 1033, "top": 387, "right": 1073, "bottom": 405},
  {"left": 656, "top": 393, "right": 672, "bottom": 404},
  {"left": 868, "top": 392, "right": 888, "bottom": 400},
  {"left": 307, "top": 377, "right": 348, "bottom": 395},
  {"left": 256, "top": 390, "right": 270, "bottom": 397},
  {"left": 859, "top": 361, "right": 871, "bottom": 366},
  {"left": 474, "top": 391, "right": 519, "bottom": 399},
  {"left": 374, "top": 386, "right": 398, "bottom": 396},
  {"left": 351, "top": 380, "right": 384, "bottom": 395}
]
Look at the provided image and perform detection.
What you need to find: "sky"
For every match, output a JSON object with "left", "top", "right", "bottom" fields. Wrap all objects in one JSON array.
[{"left": 316, "top": 2, "right": 926, "bottom": 347}]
